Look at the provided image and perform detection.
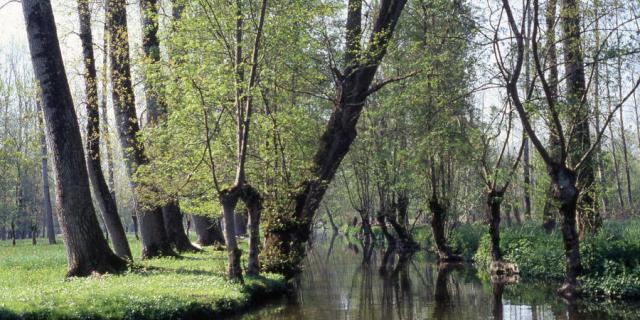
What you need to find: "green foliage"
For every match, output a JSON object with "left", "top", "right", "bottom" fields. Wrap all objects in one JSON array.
[
  {"left": 474, "top": 220, "right": 640, "bottom": 299},
  {"left": 0, "top": 237, "right": 285, "bottom": 319}
]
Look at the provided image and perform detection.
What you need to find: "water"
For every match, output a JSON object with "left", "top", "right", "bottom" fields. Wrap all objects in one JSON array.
[{"left": 237, "top": 234, "right": 640, "bottom": 319}]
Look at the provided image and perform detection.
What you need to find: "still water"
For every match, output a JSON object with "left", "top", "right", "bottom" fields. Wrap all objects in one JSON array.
[{"left": 237, "top": 233, "right": 640, "bottom": 320}]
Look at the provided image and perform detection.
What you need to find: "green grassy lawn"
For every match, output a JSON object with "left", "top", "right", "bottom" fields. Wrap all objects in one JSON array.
[{"left": 0, "top": 236, "right": 285, "bottom": 320}]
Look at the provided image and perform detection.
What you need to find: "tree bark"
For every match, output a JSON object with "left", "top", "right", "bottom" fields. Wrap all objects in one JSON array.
[
  {"left": 429, "top": 196, "right": 462, "bottom": 263},
  {"left": 550, "top": 166, "right": 581, "bottom": 299},
  {"left": 241, "top": 184, "right": 263, "bottom": 275},
  {"left": 486, "top": 190, "right": 503, "bottom": 262},
  {"left": 220, "top": 188, "right": 242, "bottom": 281},
  {"left": 162, "top": 200, "right": 199, "bottom": 252},
  {"left": 37, "top": 102, "right": 56, "bottom": 244},
  {"left": 560, "top": 0, "right": 599, "bottom": 236},
  {"left": 77, "top": 0, "right": 132, "bottom": 260},
  {"left": 192, "top": 215, "right": 225, "bottom": 246},
  {"left": 106, "top": 0, "right": 174, "bottom": 258},
  {"left": 262, "top": 0, "right": 408, "bottom": 276},
  {"left": 542, "top": 0, "right": 559, "bottom": 231},
  {"left": 22, "top": 0, "right": 126, "bottom": 276}
]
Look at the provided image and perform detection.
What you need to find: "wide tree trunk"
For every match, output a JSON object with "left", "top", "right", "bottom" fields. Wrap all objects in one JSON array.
[
  {"left": 192, "top": 215, "right": 225, "bottom": 246},
  {"left": 37, "top": 103, "right": 56, "bottom": 244},
  {"left": 22, "top": 0, "right": 126, "bottom": 276},
  {"left": 262, "top": 0, "right": 408, "bottom": 276},
  {"left": 77, "top": 0, "right": 132, "bottom": 260},
  {"left": 162, "top": 200, "right": 199, "bottom": 252},
  {"left": 106, "top": 0, "right": 174, "bottom": 258}
]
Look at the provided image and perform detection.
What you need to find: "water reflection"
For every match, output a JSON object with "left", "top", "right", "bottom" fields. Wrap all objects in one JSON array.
[{"left": 236, "top": 236, "right": 640, "bottom": 320}]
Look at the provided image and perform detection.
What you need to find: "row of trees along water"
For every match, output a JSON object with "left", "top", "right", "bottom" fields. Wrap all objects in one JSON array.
[{"left": 2, "top": 0, "right": 640, "bottom": 300}]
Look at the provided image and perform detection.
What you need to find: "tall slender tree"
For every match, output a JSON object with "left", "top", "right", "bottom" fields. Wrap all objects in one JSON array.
[
  {"left": 140, "top": 0, "right": 198, "bottom": 253},
  {"left": 106, "top": 0, "right": 175, "bottom": 258},
  {"left": 36, "top": 100, "right": 55, "bottom": 245},
  {"left": 77, "top": 0, "right": 132, "bottom": 260}
]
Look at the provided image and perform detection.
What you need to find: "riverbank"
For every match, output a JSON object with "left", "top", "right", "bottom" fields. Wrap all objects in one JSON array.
[
  {"left": 0, "top": 237, "right": 286, "bottom": 319},
  {"left": 344, "top": 219, "right": 640, "bottom": 300},
  {"left": 475, "top": 220, "right": 640, "bottom": 299}
]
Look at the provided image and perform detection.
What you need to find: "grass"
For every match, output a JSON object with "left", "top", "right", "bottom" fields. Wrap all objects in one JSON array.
[
  {"left": 0, "top": 236, "right": 286, "bottom": 320},
  {"left": 475, "top": 220, "right": 640, "bottom": 299}
]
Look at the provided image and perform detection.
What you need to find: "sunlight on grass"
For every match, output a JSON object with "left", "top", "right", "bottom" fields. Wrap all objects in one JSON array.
[{"left": 0, "top": 237, "right": 285, "bottom": 319}]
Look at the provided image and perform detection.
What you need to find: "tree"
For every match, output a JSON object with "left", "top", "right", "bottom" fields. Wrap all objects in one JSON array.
[
  {"left": 36, "top": 100, "right": 55, "bottom": 244},
  {"left": 499, "top": 0, "right": 640, "bottom": 298},
  {"left": 106, "top": 0, "right": 175, "bottom": 258},
  {"left": 139, "top": 0, "right": 198, "bottom": 253},
  {"left": 21, "top": 0, "right": 126, "bottom": 276},
  {"left": 262, "top": 0, "right": 408, "bottom": 276},
  {"left": 77, "top": 0, "right": 131, "bottom": 260}
]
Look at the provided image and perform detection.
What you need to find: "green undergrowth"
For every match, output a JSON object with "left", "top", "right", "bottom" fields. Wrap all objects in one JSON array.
[
  {"left": 0, "top": 237, "right": 286, "bottom": 320},
  {"left": 475, "top": 220, "right": 640, "bottom": 299}
]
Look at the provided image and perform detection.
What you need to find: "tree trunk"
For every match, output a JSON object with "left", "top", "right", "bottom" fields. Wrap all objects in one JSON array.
[
  {"left": 162, "top": 200, "right": 199, "bottom": 252},
  {"left": 220, "top": 188, "right": 242, "bottom": 281},
  {"left": 262, "top": 0, "right": 408, "bottom": 276},
  {"left": 550, "top": 166, "right": 581, "bottom": 299},
  {"left": 542, "top": 0, "right": 559, "bottom": 231},
  {"left": 606, "top": 64, "right": 625, "bottom": 212},
  {"left": 241, "top": 185, "right": 263, "bottom": 276},
  {"left": 429, "top": 196, "right": 461, "bottom": 263},
  {"left": 22, "top": 0, "right": 126, "bottom": 276},
  {"left": 106, "top": 0, "right": 174, "bottom": 258},
  {"left": 37, "top": 102, "right": 56, "bottom": 244},
  {"left": 77, "top": 0, "right": 132, "bottom": 261},
  {"left": 522, "top": 135, "right": 532, "bottom": 219},
  {"left": 560, "top": 0, "right": 599, "bottom": 236},
  {"left": 487, "top": 190, "right": 503, "bottom": 262},
  {"left": 192, "top": 215, "right": 225, "bottom": 246}
]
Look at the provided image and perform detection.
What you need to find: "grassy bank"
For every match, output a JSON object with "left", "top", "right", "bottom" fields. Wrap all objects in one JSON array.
[{"left": 0, "top": 237, "right": 286, "bottom": 320}]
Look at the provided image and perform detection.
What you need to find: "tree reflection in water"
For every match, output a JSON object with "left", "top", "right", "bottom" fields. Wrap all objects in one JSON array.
[{"left": 234, "top": 237, "right": 639, "bottom": 320}]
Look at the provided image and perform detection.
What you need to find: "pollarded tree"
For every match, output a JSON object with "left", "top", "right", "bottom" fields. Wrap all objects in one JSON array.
[
  {"left": 499, "top": 0, "right": 640, "bottom": 298},
  {"left": 21, "top": 0, "right": 126, "bottom": 276}
]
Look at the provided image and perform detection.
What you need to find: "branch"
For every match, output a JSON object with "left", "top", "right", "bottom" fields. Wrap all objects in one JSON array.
[
  {"left": 575, "top": 76, "right": 640, "bottom": 170},
  {"left": 364, "top": 70, "right": 419, "bottom": 96}
]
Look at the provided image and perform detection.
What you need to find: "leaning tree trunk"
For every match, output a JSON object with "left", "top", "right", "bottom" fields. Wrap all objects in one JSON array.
[
  {"left": 37, "top": 102, "right": 56, "bottom": 245},
  {"left": 22, "top": 0, "right": 126, "bottom": 276},
  {"left": 192, "top": 215, "right": 225, "bottom": 246},
  {"left": 429, "top": 196, "right": 461, "bottom": 263},
  {"left": 162, "top": 200, "right": 199, "bottom": 252},
  {"left": 77, "top": 0, "right": 132, "bottom": 260},
  {"left": 261, "top": 0, "right": 408, "bottom": 276},
  {"left": 106, "top": 0, "right": 174, "bottom": 258}
]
